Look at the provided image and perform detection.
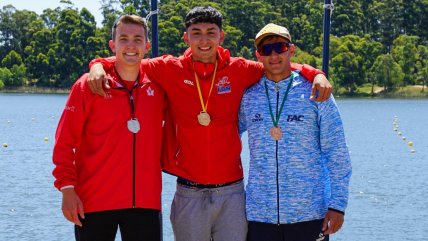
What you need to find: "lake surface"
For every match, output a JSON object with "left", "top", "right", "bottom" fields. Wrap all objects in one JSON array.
[{"left": 0, "top": 93, "right": 427, "bottom": 241}]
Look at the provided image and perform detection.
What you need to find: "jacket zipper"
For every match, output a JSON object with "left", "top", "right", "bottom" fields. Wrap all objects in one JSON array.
[
  {"left": 275, "top": 83, "right": 280, "bottom": 226},
  {"left": 130, "top": 94, "right": 136, "bottom": 208}
]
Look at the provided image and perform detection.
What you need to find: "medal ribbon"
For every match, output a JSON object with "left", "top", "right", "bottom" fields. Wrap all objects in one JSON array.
[
  {"left": 114, "top": 69, "right": 139, "bottom": 118},
  {"left": 264, "top": 73, "right": 294, "bottom": 127},
  {"left": 194, "top": 61, "right": 218, "bottom": 113}
]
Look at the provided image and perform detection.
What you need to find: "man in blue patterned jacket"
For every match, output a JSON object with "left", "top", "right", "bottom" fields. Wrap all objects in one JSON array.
[{"left": 238, "top": 23, "right": 352, "bottom": 241}]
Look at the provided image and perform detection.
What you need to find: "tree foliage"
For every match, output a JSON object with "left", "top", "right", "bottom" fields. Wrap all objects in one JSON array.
[{"left": 0, "top": 0, "right": 427, "bottom": 91}]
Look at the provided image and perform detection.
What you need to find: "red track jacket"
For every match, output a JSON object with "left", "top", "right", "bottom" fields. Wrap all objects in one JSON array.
[
  {"left": 52, "top": 69, "right": 165, "bottom": 213},
  {"left": 90, "top": 47, "right": 322, "bottom": 185}
]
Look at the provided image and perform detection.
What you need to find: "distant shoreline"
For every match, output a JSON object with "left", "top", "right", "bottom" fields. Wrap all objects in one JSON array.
[
  {"left": 0, "top": 86, "right": 69, "bottom": 94},
  {"left": 1, "top": 86, "right": 427, "bottom": 98}
]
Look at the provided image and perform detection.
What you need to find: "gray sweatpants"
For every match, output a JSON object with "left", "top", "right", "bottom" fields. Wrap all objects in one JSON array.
[{"left": 170, "top": 181, "right": 247, "bottom": 241}]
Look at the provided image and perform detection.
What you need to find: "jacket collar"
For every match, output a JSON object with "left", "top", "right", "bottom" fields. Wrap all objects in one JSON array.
[
  {"left": 182, "top": 46, "right": 230, "bottom": 78},
  {"left": 107, "top": 67, "right": 151, "bottom": 89}
]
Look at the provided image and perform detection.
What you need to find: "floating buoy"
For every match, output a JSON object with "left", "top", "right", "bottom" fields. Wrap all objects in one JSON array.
[
  {"left": 394, "top": 128, "right": 398, "bottom": 131},
  {"left": 408, "top": 141, "right": 413, "bottom": 146},
  {"left": 2, "top": 143, "right": 8, "bottom": 148},
  {"left": 398, "top": 132, "right": 402, "bottom": 136},
  {"left": 402, "top": 137, "right": 406, "bottom": 140},
  {"left": 411, "top": 149, "right": 416, "bottom": 153},
  {"left": 44, "top": 137, "right": 49, "bottom": 142}
]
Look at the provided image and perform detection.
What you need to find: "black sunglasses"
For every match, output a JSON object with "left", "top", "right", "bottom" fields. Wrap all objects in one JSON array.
[{"left": 257, "top": 42, "right": 291, "bottom": 56}]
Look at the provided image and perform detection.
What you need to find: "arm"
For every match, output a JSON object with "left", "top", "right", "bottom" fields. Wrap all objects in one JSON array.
[
  {"left": 318, "top": 96, "right": 352, "bottom": 235},
  {"left": 52, "top": 75, "right": 91, "bottom": 225},
  {"left": 87, "top": 57, "right": 117, "bottom": 96},
  {"left": 291, "top": 62, "right": 332, "bottom": 102}
]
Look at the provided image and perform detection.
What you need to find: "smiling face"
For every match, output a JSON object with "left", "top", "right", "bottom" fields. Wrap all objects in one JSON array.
[
  {"left": 183, "top": 22, "right": 225, "bottom": 64},
  {"left": 256, "top": 36, "right": 295, "bottom": 82},
  {"left": 109, "top": 22, "right": 150, "bottom": 68}
]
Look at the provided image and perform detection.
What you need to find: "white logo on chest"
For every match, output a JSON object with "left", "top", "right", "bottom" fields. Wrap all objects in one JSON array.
[{"left": 184, "top": 79, "right": 194, "bottom": 86}]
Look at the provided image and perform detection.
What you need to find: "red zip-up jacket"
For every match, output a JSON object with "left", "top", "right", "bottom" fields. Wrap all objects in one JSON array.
[
  {"left": 90, "top": 47, "right": 322, "bottom": 185},
  {"left": 52, "top": 69, "right": 165, "bottom": 213}
]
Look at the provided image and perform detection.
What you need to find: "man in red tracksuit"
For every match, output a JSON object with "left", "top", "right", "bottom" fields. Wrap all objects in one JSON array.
[
  {"left": 88, "top": 6, "right": 332, "bottom": 241},
  {"left": 52, "top": 15, "right": 165, "bottom": 241}
]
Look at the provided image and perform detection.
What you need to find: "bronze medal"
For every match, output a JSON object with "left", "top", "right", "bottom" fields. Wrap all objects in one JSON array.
[
  {"left": 270, "top": 126, "right": 282, "bottom": 141},
  {"left": 197, "top": 111, "right": 211, "bottom": 126}
]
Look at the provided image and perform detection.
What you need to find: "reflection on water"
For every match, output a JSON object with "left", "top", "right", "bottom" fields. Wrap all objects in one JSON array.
[{"left": 1, "top": 94, "right": 427, "bottom": 240}]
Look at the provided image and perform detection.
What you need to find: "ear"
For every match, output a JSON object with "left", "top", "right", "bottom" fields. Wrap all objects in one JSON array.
[
  {"left": 255, "top": 50, "right": 263, "bottom": 62},
  {"left": 145, "top": 41, "right": 152, "bottom": 51},
  {"left": 289, "top": 44, "right": 296, "bottom": 56},
  {"left": 183, "top": 32, "right": 189, "bottom": 45},
  {"left": 109, "top": 40, "right": 115, "bottom": 53},
  {"left": 219, "top": 30, "right": 225, "bottom": 44}
]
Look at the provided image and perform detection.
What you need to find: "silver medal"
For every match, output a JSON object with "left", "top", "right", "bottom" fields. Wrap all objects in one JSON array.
[{"left": 127, "top": 118, "right": 140, "bottom": 133}]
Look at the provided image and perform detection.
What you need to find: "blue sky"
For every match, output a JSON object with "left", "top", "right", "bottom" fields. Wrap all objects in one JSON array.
[{"left": 0, "top": 0, "right": 104, "bottom": 26}]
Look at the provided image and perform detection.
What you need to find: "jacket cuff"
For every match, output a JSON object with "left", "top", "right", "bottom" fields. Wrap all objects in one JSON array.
[{"left": 328, "top": 207, "right": 345, "bottom": 216}]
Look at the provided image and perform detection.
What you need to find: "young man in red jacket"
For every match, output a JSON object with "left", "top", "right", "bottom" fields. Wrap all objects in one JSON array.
[
  {"left": 52, "top": 15, "right": 165, "bottom": 241},
  {"left": 88, "top": 6, "right": 332, "bottom": 241}
]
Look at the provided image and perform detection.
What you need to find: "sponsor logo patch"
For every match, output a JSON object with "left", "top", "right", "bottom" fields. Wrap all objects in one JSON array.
[
  {"left": 216, "top": 76, "right": 231, "bottom": 94},
  {"left": 287, "top": 115, "right": 304, "bottom": 122},
  {"left": 251, "top": 113, "right": 264, "bottom": 123},
  {"left": 184, "top": 79, "right": 194, "bottom": 86}
]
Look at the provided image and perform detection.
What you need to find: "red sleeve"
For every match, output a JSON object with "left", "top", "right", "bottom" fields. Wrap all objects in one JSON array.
[
  {"left": 89, "top": 56, "right": 117, "bottom": 71},
  {"left": 243, "top": 59, "right": 264, "bottom": 87},
  {"left": 290, "top": 62, "right": 325, "bottom": 83},
  {"left": 52, "top": 75, "right": 92, "bottom": 190},
  {"left": 141, "top": 55, "right": 176, "bottom": 89}
]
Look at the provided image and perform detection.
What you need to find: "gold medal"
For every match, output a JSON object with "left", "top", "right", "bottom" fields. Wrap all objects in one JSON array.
[
  {"left": 194, "top": 61, "right": 218, "bottom": 126},
  {"left": 270, "top": 127, "right": 282, "bottom": 140},
  {"left": 197, "top": 111, "right": 211, "bottom": 126}
]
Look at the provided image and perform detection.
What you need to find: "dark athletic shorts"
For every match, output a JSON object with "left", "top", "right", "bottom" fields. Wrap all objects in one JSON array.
[
  {"left": 247, "top": 219, "right": 329, "bottom": 241},
  {"left": 74, "top": 208, "right": 161, "bottom": 241}
]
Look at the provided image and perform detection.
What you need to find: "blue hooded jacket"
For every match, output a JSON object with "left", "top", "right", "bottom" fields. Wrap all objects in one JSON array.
[{"left": 239, "top": 71, "right": 352, "bottom": 224}]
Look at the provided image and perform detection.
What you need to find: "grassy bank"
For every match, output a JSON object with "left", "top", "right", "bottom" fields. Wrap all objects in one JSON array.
[
  {"left": 0, "top": 86, "right": 70, "bottom": 94},
  {"left": 335, "top": 84, "right": 428, "bottom": 98}
]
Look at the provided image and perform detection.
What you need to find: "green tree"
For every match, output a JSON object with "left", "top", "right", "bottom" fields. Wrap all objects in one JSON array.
[
  {"left": 332, "top": 0, "right": 365, "bottom": 36},
  {"left": 0, "top": 68, "right": 12, "bottom": 88},
  {"left": 2, "top": 50, "right": 22, "bottom": 68},
  {"left": 391, "top": 35, "right": 419, "bottom": 85},
  {"left": 330, "top": 35, "right": 365, "bottom": 93},
  {"left": 367, "top": 0, "right": 404, "bottom": 49},
  {"left": 370, "top": 54, "right": 404, "bottom": 91}
]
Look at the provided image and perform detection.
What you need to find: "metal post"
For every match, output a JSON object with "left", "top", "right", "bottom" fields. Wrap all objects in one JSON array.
[
  {"left": 322, "top": 0, "right": 333, "bottom": 78},
  {"left": 150, "top": 0, "right": 158, "bottom": 57}
]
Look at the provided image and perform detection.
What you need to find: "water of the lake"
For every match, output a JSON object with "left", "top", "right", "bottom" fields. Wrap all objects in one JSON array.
[{"left": 0, "top": 93, "right": 427, "bottom": 241}]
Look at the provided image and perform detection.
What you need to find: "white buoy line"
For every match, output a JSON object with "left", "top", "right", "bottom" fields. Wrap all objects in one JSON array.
[{"left": 393, "top": 116, "right": 415, "bottom": 153}]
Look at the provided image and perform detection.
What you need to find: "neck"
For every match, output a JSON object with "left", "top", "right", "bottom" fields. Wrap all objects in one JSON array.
[
  {"left": 114, "top": 63, "right": 139, "bottom": 81},
  {"left": 266, "top": 71, "right": 292, "bottom": 83},
  {"left": 192, "top": 56, "right": 217, "bottom": 64}
]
